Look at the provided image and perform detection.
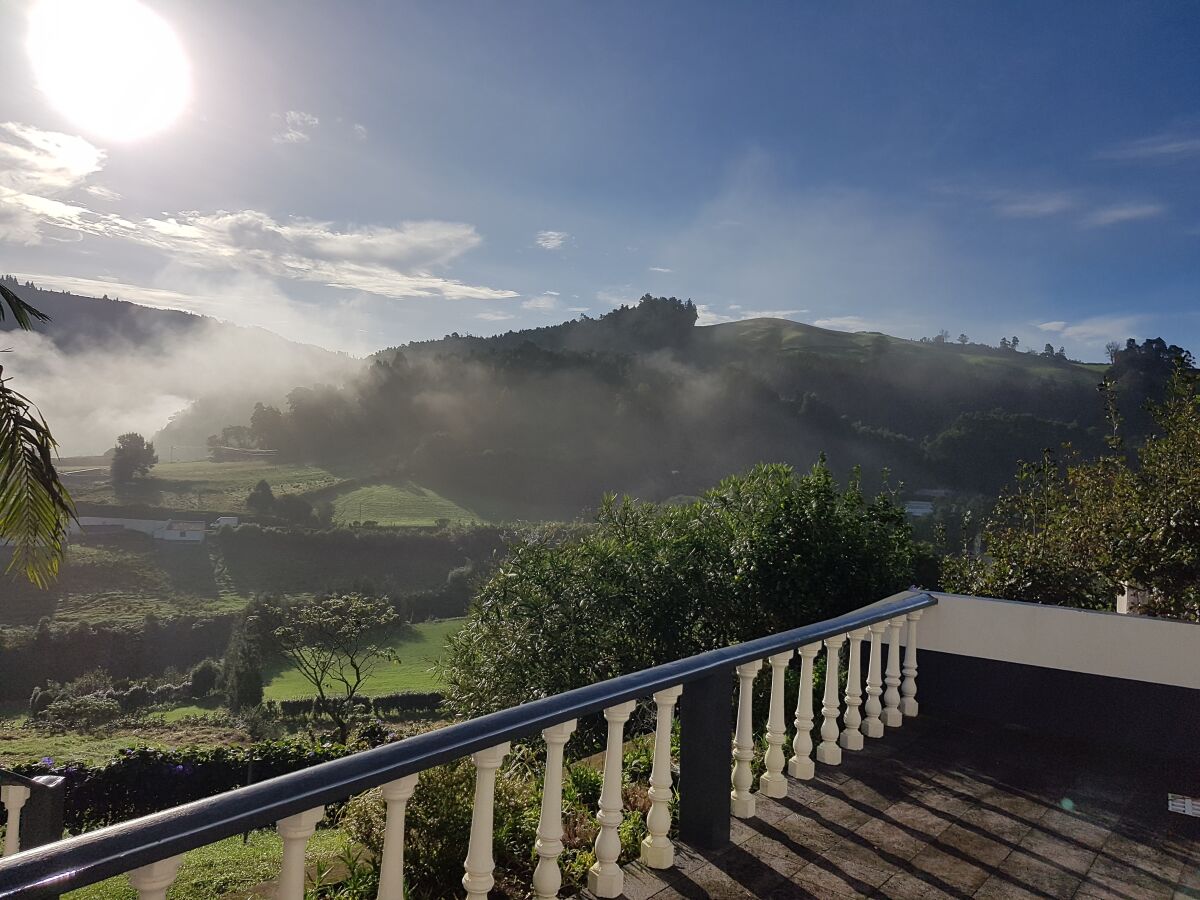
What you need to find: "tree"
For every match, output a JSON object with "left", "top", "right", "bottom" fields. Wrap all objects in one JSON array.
[
  {"left": 1011, "top": 336, "right": 1020, "bottom": 351},
  {"left": 0, "top": 283, "right": 75, "bottom": 587},
  {"left": 246, "top": 479, "right": 275, "bottom": 515},
  {"left": 1042, "top": 343, "right": 1056, "bottom": 358},
  {"left": 1106, "top": 341, "right": 1122, "bottom": 364},
  {"left": 943, "top": 367, "right": 1200, "bottom": 621},
  {"left": 999, "top": 337, "right": 1010, "bottom": 351},
  {"left": 274, "top": 494, "right": 315, "bottom": 524},
  {"left": 441, "top": 462, "right": 915, "bottom": 719},
  {"left": 250, "top": 403, "right": 286, "bottom": 449},
  {"left": 110, "top": 433, "right": 158, "bottom": 483},
  {"left": 274, "top": 594, "right": 399, "bottom": 742},
  {"left": 957, "top": 334, "right": 969, "bottom": 345}
]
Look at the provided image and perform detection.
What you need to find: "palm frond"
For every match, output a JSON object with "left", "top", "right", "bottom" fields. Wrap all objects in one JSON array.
[
  {"left": 0, "top": 368, "right": 76, "bottom": 587},
  {"left": 0, "top": 283, "right": 52, "bottom": 330}
]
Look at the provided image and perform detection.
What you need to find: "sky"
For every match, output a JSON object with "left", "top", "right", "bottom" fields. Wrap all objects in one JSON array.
[{"left": 1, "top": 0, "right": 1198, "bottom": 358}]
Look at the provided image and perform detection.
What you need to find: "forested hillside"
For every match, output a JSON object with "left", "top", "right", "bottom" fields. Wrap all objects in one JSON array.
[{"left": 190, "top": 296, "right": 1186, "bottom": 520}]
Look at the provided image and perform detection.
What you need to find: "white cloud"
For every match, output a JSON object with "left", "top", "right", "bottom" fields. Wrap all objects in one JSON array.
[
  {"left": 535, "top": 230, "right": 568, "bottom": 250},
  {"left": 649, "top": 265, "right": 672, "bottom": 273},
  {"left": 993, "top": 191, "right": 1075, "bottom": 218},
  {"left": 813, "top": 315, "right": 876, "bottom": 331},
  {"left": 1096, "top": 130, "right": 1200, "bottom": 162},
  {"left": 476, "top": 310, "right": 514, "bottom": 321},
  {"left": 352, "top": 123, "right": 368, "bottom": 141},
  {"left": 521, "top": 294, "right": 559, "bottom": 312},
  {"left": 273, "top": 110, "right": 320, "bottom": 144},
  {"left": 695, "top": 304, "right": 734, "bottom": 326},
  {"left": 83, "top": 184, "right": 121, "bottom": 201},
  {"left": 595, "top": 288, "right": 636, "bottom": 307},
  {"left": 0, "top": 122, "right": 105, "bottom": 193},
  {"left": 1081, "top": 203, "right": 1166, "bottom": 228},
  {"left": 568, "top": 306, "right": 589, "bottom": 313},
  {"left": 1037, "top": 315, "right": 1142, "bottom": 344}
]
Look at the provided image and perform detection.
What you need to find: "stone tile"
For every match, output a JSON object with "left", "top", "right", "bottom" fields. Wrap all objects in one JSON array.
[
  {"left": 789, "top": 857, "right": 880, "bottom": 898},
  {"left": 1036, "top": 806, "right": 1113, "bottom": 850},
  {"left": 819, "top": 839, "right": 900, "bottom": 888},
  {"left": 753, "top": 793, "right": 796, "bottom": 826},
  {"left": 617, "top": 862, "right": 673, "bottom": 900},
  {"left": 1019, "top": 825, "right": 1099, "bottom": 874},
  {"left": 807, "top": 793, "right": 875, "bottom": 831},
  {"left": 768, "top": 810, "right": 845, "bottom": 855},
  {"left": 651, "top": 861, "right": 764, "bottom": 899},
  {"left": 982, "top": 849, "right": 1084, "bottom": 898},
  {"left": 1079, "top": 851, "right": 1181, "bottom": 900},
  {"left": 955, "top": 803, "right": 1036, "bottom": 845},
  {"left": 712, "top": 839, "right": 806, "bottom": 883},
  {"left": 856, "top": 813, "right": 937, "bottom": 861},
  {"left": 931, "top": 823, "right": 1013, "bottom": 868},
  {"left": 872, "top": 870, "right": 970, "bottom": 899},
  {"left": 905, "top": 845, "right": 994, "bottom": 894},
  {"left": 1101, "top": 831, "right": 1187, "bottom": 884},
  {"left": 882, "top": 800, "right": 958, "bottom": 838}
]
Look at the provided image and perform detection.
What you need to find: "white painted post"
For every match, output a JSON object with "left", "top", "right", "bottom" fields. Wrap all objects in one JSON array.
[
  {"left": 0, "top": 784, "right": 30, "bottom": 857},
  {"left": 731, "top": 659, "right": 762, "bottom": 818},
  {"left": 901, "top": 610, "right": 923, "bottom": 717},
  {"left": 788, "top": 642, "right": 820, "bottom": 779},
  {"left": 276, "top": 806, "right": 324, "bottom": 900},
  {"left": 377, "top": 773, "right": 420, "bottom": 900},
  {"left": 641, "top": 687, "right": 682, "bottom": 869},
  {"left": 758, "top": 650, "right": 793, "bottom": 799},
  {"left": 883, "top": 617, "right": 904, "bottom": 727},
  {"left": 816, "top": 634, "right": 845, "bottom": 765},
  {"left": 463, "top": 742, "right": 511, "bottom": 900},
  {"left": 863, "top": 622, "right": 886, "bottom": 738},
  {"left": 839, "top": 627, "right": 867, "bottom": 751},
  {"left": 534, "top": 718, "right": 578, "bottom": 898},
  {"left": 588, "top": 700, "right": 636, "bottom": 898},
  {"left": 128, "top": 855, "right": 183, "bottom": 900}
]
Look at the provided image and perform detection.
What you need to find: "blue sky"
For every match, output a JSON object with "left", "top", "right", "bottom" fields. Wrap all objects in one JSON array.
[{"left": 1, "top": 0, "right": 1198, "bottom": 357}]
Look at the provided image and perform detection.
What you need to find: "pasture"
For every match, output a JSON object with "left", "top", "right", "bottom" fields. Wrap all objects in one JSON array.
[
  {"left": 330, "top": 479, "right": 479, "bottom": 525},
  {"left": 263, "top": 617, "right": 463, "bottom": 698}
]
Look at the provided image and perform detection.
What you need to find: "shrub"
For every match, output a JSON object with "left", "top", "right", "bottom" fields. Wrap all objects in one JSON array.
[
  {"left": 442, "top": 461, "right": 914, "bottom": 719},
  {"left": 188, "top": 659, "right": 222, "bottom": 698},
  {"left": 42, "top": 694, "right": 122, "bottom": 729}
]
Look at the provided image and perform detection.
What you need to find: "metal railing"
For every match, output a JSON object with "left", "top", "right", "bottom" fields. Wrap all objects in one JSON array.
[{"left": 0, "top": 590, "right": 936, "bottom": 899}]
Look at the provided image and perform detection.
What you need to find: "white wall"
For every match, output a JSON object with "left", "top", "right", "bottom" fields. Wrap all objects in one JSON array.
[{"left": 915, "top": 591, "right": 1200, "bottom": 690}]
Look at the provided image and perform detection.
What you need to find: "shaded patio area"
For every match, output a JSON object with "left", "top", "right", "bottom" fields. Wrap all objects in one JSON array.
[{"left": 603, "top": 715, "right": 1200, "bottom": 899}]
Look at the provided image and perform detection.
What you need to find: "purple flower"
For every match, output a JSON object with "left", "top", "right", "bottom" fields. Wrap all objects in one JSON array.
[
  {"left": 174, "top": 764, "right": 185, "bottom": 774},
  {"left": 40, "top": 757, "right": 54, "bottom": 768}
]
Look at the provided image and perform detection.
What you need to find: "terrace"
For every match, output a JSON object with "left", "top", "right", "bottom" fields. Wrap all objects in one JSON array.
[{"left": 1, "top": 590, "right": 1197, "bottom": 899}]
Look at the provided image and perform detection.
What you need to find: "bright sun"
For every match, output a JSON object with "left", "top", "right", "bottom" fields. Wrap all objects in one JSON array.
[{"left": 27, "top": 0, "right": 190, "bottom": 142}]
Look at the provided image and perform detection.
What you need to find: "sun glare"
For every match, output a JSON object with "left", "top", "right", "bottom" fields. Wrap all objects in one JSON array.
[{"left": 27, "top": 0, "right": 190, "bottom": 142}]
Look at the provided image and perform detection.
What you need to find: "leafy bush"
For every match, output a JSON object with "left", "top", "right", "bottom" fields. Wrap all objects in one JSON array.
[
  {"left": 442, "top": 461, "right": 914, "bottom": 718},
  {"left": 42, "top": 694, "right": 123, "bottom": 729},
  {"left": 188, "top": 658, "right": 222, "bottom": 697}
]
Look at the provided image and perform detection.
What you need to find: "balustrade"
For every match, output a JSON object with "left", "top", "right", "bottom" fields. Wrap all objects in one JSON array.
[{"left": 0, "top": 593, "right": 937, "bottom": 900}]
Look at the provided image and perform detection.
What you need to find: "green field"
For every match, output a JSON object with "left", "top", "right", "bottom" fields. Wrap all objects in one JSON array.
[
  {"left": 263, "top": 618, "right": 464, "bottom": 698},
  {"left": 64, "top": 459, "right": 344, "bottom": 512},
  {"left": 330, "top": 479, "right": 479, "bottom": 525}
]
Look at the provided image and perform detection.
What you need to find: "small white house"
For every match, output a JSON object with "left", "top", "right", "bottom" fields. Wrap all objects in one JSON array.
[
  {"left": 160, "top": 521, "right": 206, "bottom": 542},
  {"left": 903, "top": 500, "right": 935, "bottom": 518},
  {"left": 211, "top": 516, "right": 239, "bottom": 527}
]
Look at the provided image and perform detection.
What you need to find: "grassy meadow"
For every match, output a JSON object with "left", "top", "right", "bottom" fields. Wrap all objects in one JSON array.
[
  {"left": 329, "top": 479, "right": 479, "bottom": 525},
  {"left": 264, "top": 617, "right": 463, "bottom": 697}
]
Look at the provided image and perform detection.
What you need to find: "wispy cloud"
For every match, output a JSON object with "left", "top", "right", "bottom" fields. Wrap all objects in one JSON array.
[
  {"left": 694, "top": 304, "right": 807, "bottom": 326},
  {"left": 993, "top": 191, "right": 1076, "bottom": 219},
  {"left": 648, "top": 265, "right": 672, "bottom": 273},
  {"left": 1036, "top": 314, "right": 1141, "bottom": 343},
  {"left": 595, "top": 288, "right": 636, "bottom": 307},
  {"left": 273, "top": 110, "right": 319, "bottom": 144},
  {"left": 535, "top": 230, "right": 568, "bottom": 250},
  {"left": 1096, "top": 130, "right": 1200, "bottom": 163},
  {"left": 813, "top": 315, "right": 876, "bottom": 331},
  {"left": 83, "top": 184, "right": 121, "bottom": 201},
  {"left": 476, "top": 310, "right": 514, "bottom": 321},
  {"left": 1080, "top": 202, "right": 1165, "bottom": 228},
  {"left": 352, "top": 123, "right": 368, "bottom": 141},
  {"left": 521, "top": 294, "right": 559, "bottom": 312}
]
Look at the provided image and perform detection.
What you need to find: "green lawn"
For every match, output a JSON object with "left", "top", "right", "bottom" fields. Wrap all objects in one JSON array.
[
  {"left": 330, "top": 479, "right": 481, "bottom": 526},
  {"left": 0, "top": 718, "right": 253, "bottom": 767},
  {"left": 66, "top": 460, "right": 347, "bottom": 512},
  {"left": 264, "top": 618, "right": 464, "bottom": 698},
  {"left": 64, "top": 828, "right": 349, "bottom": 900}
]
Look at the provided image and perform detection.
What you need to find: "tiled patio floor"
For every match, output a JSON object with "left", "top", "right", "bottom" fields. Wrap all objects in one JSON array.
[{"left": 600, "top": 715, "right": 1200, "bottom": 899}]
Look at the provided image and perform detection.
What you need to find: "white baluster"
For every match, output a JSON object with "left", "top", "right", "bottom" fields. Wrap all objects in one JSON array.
[
  {"left": 901, "top": 610, "right": 923, "bottom": 717},
  {"left": 839, "top": 628, "right": 867, "bottom": 751},
  {"left": 534, "top": 719, "right": 577, "bottom": 898},
  {"left": 816, "top": 635, "right": 845, "bottom": 765},
  {"left": 588, "top": 700, "right": 636, "bottom": 898},
  {"left": 1, "top": 784, "right": 30, "bottom": 857},
  {"left": 641, "top": 687, "right": 682, "bottom": 869},
  {"left": 758, "top": 650, "right": 793, "bottom": 799},
  {"left": 863, "top": 622, "right": 886, "bottom": 738},
  {"left": 128, "top": 855, "right": 183, "bottom": 900},
  {"left": 730, "top": 659, "right": 762, "bottom": 818},
  {"left": 788, "top": 643, "right": 820, "bottom": 779},
  {"left": 377, "top": 773, "right": 420, "bottom": 900},
  {"left": 883, "top": 616, "right": 904, "bottom": 727},
  {"left": 463, "top": 741, "right": 511, "bottom": 900},
  {"left": 277, "top": 806, "right": 324, "bottom": 900}
]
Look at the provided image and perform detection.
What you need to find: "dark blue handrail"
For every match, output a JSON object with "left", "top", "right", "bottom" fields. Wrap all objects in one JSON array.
[{"left": 0, "top": 590, "right": 935, "bottom": 897}]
